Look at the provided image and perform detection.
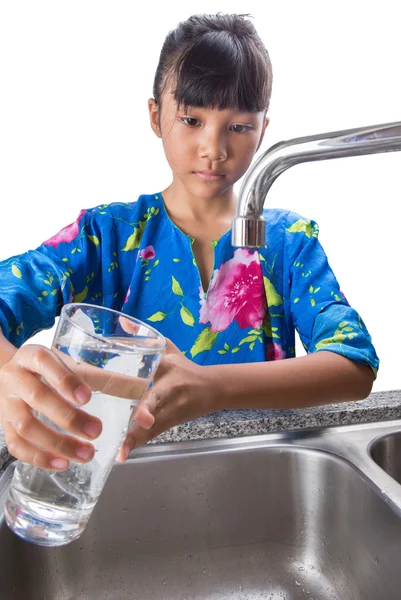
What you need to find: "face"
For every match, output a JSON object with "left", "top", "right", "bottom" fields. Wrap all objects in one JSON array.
[{"left": 148, "top": 87, "right": 269, "bottom": 199}]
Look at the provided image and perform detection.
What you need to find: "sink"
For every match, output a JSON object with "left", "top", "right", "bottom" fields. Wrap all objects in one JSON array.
[
  {"left": 1, "top": 422, "right": 401, "bottom": 600},
  {"left": 370, "top": 431, "right": 401, "bottom": 485}
]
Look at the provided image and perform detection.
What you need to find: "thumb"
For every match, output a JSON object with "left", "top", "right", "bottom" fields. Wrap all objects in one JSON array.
[{"left": 165, "top": 337, "right": 181, "bottom": 355}]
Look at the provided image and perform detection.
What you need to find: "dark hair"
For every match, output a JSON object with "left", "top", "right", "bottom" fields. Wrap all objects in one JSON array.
[{"left": 153, "top": 13, "right": 273, "bottom": 114}]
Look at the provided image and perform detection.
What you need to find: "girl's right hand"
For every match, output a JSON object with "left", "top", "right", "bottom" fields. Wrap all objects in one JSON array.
[{"left": 0, "top": 344, "right": 102, "bottom": 471}]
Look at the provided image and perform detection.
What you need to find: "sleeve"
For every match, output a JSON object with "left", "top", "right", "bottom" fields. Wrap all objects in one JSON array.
[
  {"left": 285, "top": 211, "right": 379, "bottom": 378},
  {"left": 0, "top": 208, "right": 102, "bottom": 347}
]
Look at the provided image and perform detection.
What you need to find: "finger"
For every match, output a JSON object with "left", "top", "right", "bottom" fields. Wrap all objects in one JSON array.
[
  {"left": 52, "top": 347, "right": 148, "bottom": 400},
  {"left": 118, "top": 316, "right": 141, "bottom": 335},
  {"left": 17, "top": 344, "right": 92, "bottom": 406},
  {"left": 6, "top": 367, "right": 103, "bottom": 441},
  {"left": 3, "top": 397, "right": 96, "bottom": 463},
  {"left": 118, "top": 317, "right": 167, "bottom": 357},
  {"left": 134, "top": 404, "right": 155, "bottom": 430},
  {"left": 116, "top": 387, "right": 165, "bottom": 462},
  {"left": 165, "top": 338, "right": 181, "bottom": 355},
  {"left": 133, "top": 386, "right": 167, "bottom": 430},
  {"left": 116, "top": 426, "right": 152, "bottom": 462},
  {"left": 2, "top": 419, "right": 70, "bottom": 471}
]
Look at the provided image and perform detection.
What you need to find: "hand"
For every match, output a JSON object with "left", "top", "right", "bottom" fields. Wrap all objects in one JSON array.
[
  {"left": 0, "top": 344, "right": 102, "bottom": 471},
  {"left": 117, "top": 339, "right": 220, "bottom": 460}
]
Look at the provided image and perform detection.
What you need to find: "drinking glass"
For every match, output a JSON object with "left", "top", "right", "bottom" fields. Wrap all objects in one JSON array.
[{"left": 4, "top": 303, "right": 166, "bottom": 546}]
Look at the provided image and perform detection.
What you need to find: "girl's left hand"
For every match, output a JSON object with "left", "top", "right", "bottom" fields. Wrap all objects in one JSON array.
[{"left": 116, "top": 339, "right": 220, "bottom": 461}]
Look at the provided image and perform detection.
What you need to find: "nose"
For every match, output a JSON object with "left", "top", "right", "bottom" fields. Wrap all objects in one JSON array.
[{"left": 198, "top": 127, "right": 227, "bottom": 162}]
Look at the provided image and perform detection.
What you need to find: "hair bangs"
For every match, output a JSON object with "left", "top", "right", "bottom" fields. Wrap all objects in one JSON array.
[{"left": 171, "top": 32, "right": 271, "bottom": 113}]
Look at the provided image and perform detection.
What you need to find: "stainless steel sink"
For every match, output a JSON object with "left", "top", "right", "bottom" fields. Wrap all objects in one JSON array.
[
  {"left": 370, "top": 430, "right": 401, "bottom": 485},
  {"left": 1, "top": 421, "right": 401, "bottom": 600}
]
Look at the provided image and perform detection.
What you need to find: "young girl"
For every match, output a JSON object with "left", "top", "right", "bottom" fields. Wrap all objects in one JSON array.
[{"left": 0, "top": 13, "right": 378, "bottom": 470}]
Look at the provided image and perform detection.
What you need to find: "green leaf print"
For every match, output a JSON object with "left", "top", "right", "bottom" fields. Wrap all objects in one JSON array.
[
  {"left": 12, "top": 264, "right": 22, "bottom": 279},
  {"left": 121, "top": 227, "right": 142, "bottom": 251},
  {"left": 138, "top": 219, "right": 147, "bottom": 232},
  {"left": 239, "top": 335, "right": 258, "bottom": 346},
  {"left": 147, "top": 311, "right": 167, "bottom": 322},
  {"left": 287, "top": 219, "right": 317, "bottom": 238},
  {"left": 172, "top": 276, "right": 184, "bottom": 296},
  {"left": 190, "top": 327, "right": 219, "bottom": 358},
  {"left": 87, "top": 234, "right": 100, "bottom": 247},
  {"left": 263, "top": 277, "right": 283, "bottom": 307},
  {"left": 180, "top": 306, "right": 195, "bottom": 327},
  {"left": 74, "top": 285, "right": 89, "bottom": 303},
  {"left": 315, "top": 333, "right": 347, "bottom": 350}
]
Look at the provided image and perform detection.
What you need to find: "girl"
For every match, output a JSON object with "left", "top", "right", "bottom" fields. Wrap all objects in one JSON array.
[{"left": 0, "top": 13, "right": 378, "bottom": 470}]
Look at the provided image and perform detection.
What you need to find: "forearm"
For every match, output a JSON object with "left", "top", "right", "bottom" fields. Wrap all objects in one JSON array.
[
  {"left": 0, "top": 330, "right": 17, "bottom": 368},
  {"left": 0, "top": 330, "right": 18, "bottom": 420},
  {"left": 211, "top": 351, "right": 374, "bottom": 411}
]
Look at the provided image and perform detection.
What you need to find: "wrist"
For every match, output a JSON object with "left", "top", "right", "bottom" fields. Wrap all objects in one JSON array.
[{"left": 203, "top": 364, "right": 230, "bottom": 413}]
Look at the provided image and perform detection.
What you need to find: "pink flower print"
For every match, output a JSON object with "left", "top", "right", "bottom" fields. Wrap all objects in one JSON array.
[
  {"left": 266, "top": 343, "right": 286, "bottom": 361},
  {"left": 124, "top": 286, "right": 131, "bottom": 304},
  {"left": 199, "top": 248, "right": 267, "bottom": 332},
  {"left": 43, "top": 210, "right": 86, "bottom": 248},
  {"left": 140, "top": 246, "right": 156, "bottom": 261}
]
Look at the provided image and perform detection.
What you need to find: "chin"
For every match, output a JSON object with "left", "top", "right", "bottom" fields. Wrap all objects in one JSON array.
[{"left": 188, "top": 177, "right": 232, "bottom": 198}]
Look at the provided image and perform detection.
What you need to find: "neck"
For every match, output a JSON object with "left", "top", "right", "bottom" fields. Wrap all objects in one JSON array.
[{"left": 161, "top": 178, "right": 237, "bottom": 226}]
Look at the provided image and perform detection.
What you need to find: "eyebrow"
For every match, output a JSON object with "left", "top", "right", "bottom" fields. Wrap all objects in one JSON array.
[{"left": 178, "top": 105, "right": 260, "bottom": 118}]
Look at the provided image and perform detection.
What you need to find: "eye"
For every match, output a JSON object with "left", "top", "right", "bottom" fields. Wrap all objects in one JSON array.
[
  {"left": 180, "top": 117, "right": 200, "bottom": 127},
  {"left": 230, "top": 124, "right": 252, "bottom": 133}
]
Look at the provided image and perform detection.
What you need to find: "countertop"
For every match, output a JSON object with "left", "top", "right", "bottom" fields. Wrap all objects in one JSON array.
[{"left": 1, "top": 389, "right": 401, "bottom": 474}]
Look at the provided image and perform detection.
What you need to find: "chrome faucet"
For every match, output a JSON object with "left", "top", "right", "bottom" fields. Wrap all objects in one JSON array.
[{"left": 232, "top": 121, "right": 401, "bottom": 248}]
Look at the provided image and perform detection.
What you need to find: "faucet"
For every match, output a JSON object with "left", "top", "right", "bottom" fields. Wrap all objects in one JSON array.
[{"left": 232, "top": 121, "right": 401, "bottom": 248}]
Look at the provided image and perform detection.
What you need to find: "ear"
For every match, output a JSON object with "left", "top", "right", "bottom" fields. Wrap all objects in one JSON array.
[
  {"left": 255, "top": 116, "right": 270, "bottom": 153},
  {"left": 148, "top": 98, "right": 162, "bottom": 138}
]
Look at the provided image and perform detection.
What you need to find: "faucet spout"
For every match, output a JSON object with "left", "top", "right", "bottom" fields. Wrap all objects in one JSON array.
[{"left": 232, "top": 121, "right": 401, "bottom": 248}]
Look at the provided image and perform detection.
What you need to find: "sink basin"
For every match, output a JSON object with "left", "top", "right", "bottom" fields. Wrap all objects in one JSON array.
[
  {"left": 370, "top": 431, "right": 401, "bottom": 485},
  {"left": 1, "top": 423, "right": 401, "bottom": 600}
]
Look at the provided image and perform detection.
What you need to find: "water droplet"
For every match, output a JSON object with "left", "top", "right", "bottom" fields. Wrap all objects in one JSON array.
[{"left": 161, "top": 580, "right": 168, "bottom": 586}]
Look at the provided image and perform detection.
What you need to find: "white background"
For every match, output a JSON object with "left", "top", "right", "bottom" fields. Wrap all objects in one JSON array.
[{"left": 0, "top": 1, "right": 400, "bottom": 392}]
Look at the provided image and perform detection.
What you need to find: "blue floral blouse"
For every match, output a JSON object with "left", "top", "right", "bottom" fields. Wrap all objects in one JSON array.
[{"left": 0, "top": 192, "right": 379, "bottom": 375}]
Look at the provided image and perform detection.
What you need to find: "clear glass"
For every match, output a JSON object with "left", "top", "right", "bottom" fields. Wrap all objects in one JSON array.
[{"left": 4, "top": 303, "right": 166, "bottom": 546}]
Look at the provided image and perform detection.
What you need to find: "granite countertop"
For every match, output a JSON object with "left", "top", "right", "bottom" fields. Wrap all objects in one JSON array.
[{"left": 1, "top": 389, "right": 401, "bottom": 474}]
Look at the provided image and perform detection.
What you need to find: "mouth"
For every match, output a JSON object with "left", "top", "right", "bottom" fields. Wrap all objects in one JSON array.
[{"left": 193, "top": 170, "right": 226, "bottom": 182}]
